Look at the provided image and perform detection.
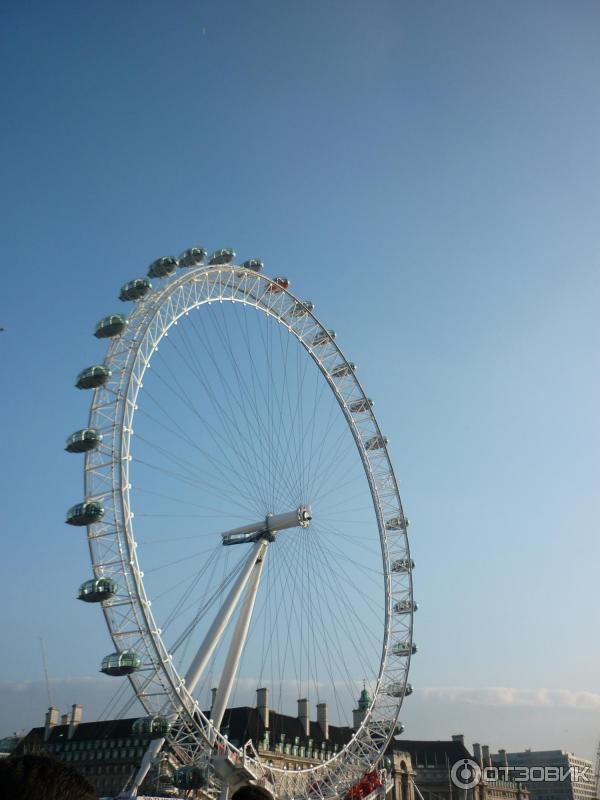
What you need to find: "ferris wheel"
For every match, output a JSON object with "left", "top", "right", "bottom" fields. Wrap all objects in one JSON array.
[{"left": 66, "top": 247, "right": 416, "bottom": 800}]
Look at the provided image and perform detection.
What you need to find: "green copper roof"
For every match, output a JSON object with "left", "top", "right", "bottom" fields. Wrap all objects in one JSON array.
[{"left": 358, "top": 687, "right": 371, "bottom": 710}]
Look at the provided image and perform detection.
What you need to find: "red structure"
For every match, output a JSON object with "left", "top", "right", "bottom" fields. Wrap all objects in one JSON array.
[{"left": 345, "top": 770, "right": 384, "bottom": 800}]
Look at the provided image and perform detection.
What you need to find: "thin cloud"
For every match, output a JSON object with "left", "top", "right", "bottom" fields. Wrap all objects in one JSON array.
[
  {"left": 3, "top": 676, "right": 108, "bottom": 693},
  {"left": 417, "top": 686, "right": 600, "bottom": 710}
]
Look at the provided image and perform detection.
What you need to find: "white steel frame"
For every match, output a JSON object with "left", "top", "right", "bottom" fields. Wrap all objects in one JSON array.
[{"left": 81, "top": 265, "right": 414, "bottom": 800}]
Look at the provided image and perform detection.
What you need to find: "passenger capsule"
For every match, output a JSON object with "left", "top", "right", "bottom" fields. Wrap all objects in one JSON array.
[
  {"left": 148, "top": 256, "right": 178, "bottom": 278},
  {"left": 100, "top": 650, "right": 141, "bottom": 676},
  {"left": 119, "top": 278, "right": 152, "bottom": 302},
  {"left": 311, "top": 329, "right": 336, "bottom": 347},
  {"left": 94, "top": 315, "right": 128, "bottom": 339},
  {"left": 386, "top": 682, "right": 413, "bottom": 698},
  {"left": 391, "top": 558, "right": 415, "bottom": 573},
  {"left": 75, "top": 365, "right": 112, "bottom": 390},
  {"left": 179, "top": 247, "right": 206, "bottom": 268},
  {"left": 385, "top": 516, "right": 408, "bottom": 531},
  {"left": 393, "top": 599, "right": 418, "bottom": 614},
  {"left": 331, "top": 362, "right": 356, "bottom": 378},
  {"left": 365, "top": 434, "right": 388, "bottom": 451},
  {"left": 77, "top": 577, "right": 117, "bottom": 603},
  {"left": 174, "top": 766, "right": 206, "bottom": 789},
  {"left": 65, "top": 428, "right": 103, "bottom": 454},
  {"left": 288, "top": 300, "right": 314, "bottom": 318},
  {"left": 241, "top": 258, "right": 263, "bottom": 273},
  {"left": 392, "top": 641, "right": 417, "bottom": 657},
  {"left": 208, "top": 248, "right": 236, "bottom": 266},
  {"left": 266, "top": 276, "right": 289, "bottom": 293},
  {"left": 132, "top": 715, "right": 171, "bottom": 737},
  {"left": 349, "top": 398, "right": 373, "bottom": 413},
  {"left": 66, "top": 501, "right": 104, "bottom": 526},
  {"left": 379, "top": 719, "right": 405, "bottom": 738}
]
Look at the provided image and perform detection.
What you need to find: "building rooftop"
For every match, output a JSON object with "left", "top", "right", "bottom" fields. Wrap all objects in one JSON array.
[
  {"left": 221, "top": 705, "right": 353, "bottom": 748},
  {"left": 25, "top": 717, "right": 140, "bottom": 745},
  {"left": 391, "top": 739, "right": 473, "bottom": 762}
]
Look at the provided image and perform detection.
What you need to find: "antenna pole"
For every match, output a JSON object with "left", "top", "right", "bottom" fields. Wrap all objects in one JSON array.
[{"left": 40, "top": 637, "right": 53, "bottom": 707}]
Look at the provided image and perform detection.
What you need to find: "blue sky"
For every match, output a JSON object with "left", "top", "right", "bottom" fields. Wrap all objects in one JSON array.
[{"left": 1, "top": 0, "right": 599, "bottom": 759}]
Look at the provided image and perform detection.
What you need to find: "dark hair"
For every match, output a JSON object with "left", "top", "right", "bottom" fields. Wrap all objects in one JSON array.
[{"left": 0, "top": 754, "right": 98, "bottom": 800}]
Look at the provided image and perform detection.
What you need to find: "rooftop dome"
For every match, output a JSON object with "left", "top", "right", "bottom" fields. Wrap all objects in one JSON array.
[{"left": 357, "top": 686, "right": 371, "bottom": 711}]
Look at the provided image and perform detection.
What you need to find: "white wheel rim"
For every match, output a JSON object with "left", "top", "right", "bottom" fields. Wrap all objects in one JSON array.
[{"left": 80, "top": 265, "right": 414, "bottom": 800}]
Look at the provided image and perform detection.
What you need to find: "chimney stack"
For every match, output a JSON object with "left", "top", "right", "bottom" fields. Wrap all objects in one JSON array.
[
  {"left": 452, "top": 734, "right": 465, "bottom": 745},
  {"left": 499, "top": 749, "right": 508, "bottom": 768},
  {"left": 473, "top": 743, "right": 483, "bottom": 767},
  {"left": 317, "top": 703, "right": 329, "bottom": 740},
  {"left": 298, "top": 698, "right": 309, "bottom": 736},
  {"left": 257, "top": 687, "right": 269, "bottom": 729},
  {"left": 44, "top": 706, "right": 58, "bottom": 742},
  {"left": 482, "top": 745, "right": 491, "bottom": 767},
  {"left": 68, "top": 704, "right": 82, "bottom": 740},
  {"left": 61, "top": 714, "right": 69, "bottom": 726}
]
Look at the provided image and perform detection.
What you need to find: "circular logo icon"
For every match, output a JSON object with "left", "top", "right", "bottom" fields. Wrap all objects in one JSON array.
[{"left": 451, "top": 758, "right": 482, "bottom": 789}]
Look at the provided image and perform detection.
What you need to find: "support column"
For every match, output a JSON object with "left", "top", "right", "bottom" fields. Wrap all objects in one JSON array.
[
  {"left": 123, "top": 540, "right": 267, "bottom": 798},
  {"left": 185, "top": 539, "right": 267, "bottom": 691},
  {"left": 211, "top": 547, "right": 268, "bottom": 732}
]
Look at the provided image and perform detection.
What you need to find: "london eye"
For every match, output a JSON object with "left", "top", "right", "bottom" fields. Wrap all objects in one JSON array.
[{"left": 66, "top": 246, "right": 416, "bottom": 800}]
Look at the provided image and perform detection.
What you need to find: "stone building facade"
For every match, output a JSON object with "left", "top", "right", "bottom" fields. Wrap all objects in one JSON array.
[
  {"left": 15, "top": 695, "right": 542, "bottom": 800},
  {"left": 16, "top": 704, "right": 175, "bottom": 797},
  {"left": 490, "top": 749, "right": 594, "bottom": 800}
]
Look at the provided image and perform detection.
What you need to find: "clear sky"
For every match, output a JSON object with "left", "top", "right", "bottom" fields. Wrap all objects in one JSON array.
[{"left": 1, "top": 0, "right": 599, "bottom": 760}]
